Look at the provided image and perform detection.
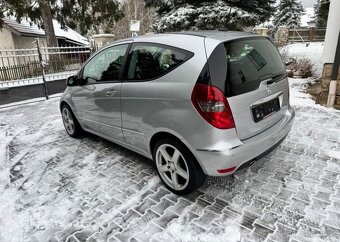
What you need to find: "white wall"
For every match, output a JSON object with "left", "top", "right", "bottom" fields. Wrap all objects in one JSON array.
[
  {"left": 0, "top": 33, "right": 46, "bottom": 67},
  {"left": 11, "top": 35, "right": 47, "bottom": 49},
  {"left": 0, "top": 27, "right": 15, "bottom": 49},
  {"left": 322, "top": 0, "right": 340, "bottom": 64}
]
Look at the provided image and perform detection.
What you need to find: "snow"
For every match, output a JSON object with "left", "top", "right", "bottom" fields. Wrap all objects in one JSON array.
[
  {"left": 300, "top": 7, "right": 315, "bottom": 27},
  {"left": 324, "top": 150, "right": 340, "bottom": 160},
  {"left": 281, "top": 42, "right": 324, "bottom": 76},
  {"left": 0, "top": 71, "right": 77, "bottom": 89},
  {"left": 164, "top": 217, "right": 241, "bottom": 242},
  {"left": 0, "top": 41, "right": 340, "bottom": 241},
  {"left": 0, "top": 93, "right": 62, "bottom": 110},
  {"left": 13, "top": 165, "right": 21, "bottom": 172},
  {"left": 0, "top": 76, "right": 339, "bottom": 241},
  {"left": 273, "top": 0, "right": 304, "bottom": 30},
  {"left": 152, "top": 0, "right": 263, "bottom": 32},
  {"left": 3, "top": 17, "right": 89, "bottom": 45},
  {"left": 256, "top": 6, "right": 315, "bottom": 30}
]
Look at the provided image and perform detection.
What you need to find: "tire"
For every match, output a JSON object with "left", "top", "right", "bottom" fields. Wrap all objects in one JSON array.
[
  {"left": 61, "top": 104, "right": 83, "bottom": 138},
  {"left": 153, "top": 138, "right": 206, "bottom": 195}
]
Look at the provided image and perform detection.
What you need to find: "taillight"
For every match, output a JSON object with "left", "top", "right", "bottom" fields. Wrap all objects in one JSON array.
[{"left": 191, "top": 84, "right": 235, "bottom": 129}]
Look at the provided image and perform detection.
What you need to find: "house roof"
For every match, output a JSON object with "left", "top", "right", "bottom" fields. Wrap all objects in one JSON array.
[{"left": 3, "top": 17, "right": 89, "bottom": 45}]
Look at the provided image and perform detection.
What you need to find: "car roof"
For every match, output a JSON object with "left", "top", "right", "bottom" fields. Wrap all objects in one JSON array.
[
  {"left": 166, "top": 30, "right": 258, "bottom": 41},
  {"left": 104, "top": 30, "right": 264, "bottom": 55},
  {"left": 117, "top": 30, "right": 260, "bottom": 43}
]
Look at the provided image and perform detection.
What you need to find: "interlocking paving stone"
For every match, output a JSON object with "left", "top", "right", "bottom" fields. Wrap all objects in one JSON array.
[
  {"left": 247, "top": 223, "right": 275, "bottom": 242},
  {"left": 154, "top": 210, "right": 179, "bottom": 229},
  {"left": 192, "top": 210, "right": 217, "bottom": 228},
  {"left": 134, "top": 197, "right": 156, "bottom": 215},
  {"left": 323, "top": 211, "right": 340, "bottom": 229},
  {"left": 268, "top": 222, "right": 298, "bottom": 242},
  {"left": 0, "top": 84, "right": 340, "bottom": 241},
  {"left": 130, "top": 223, "right": 163, "bottom": 242},
  {"left": 206, "top": 198, "right": 228, "bottom": 214},
  {"left": 150, "top": 198, "right": 174, "bottom": 215},
  {"left": 168, "top": 197, "right": 192, "bottom": 215}
]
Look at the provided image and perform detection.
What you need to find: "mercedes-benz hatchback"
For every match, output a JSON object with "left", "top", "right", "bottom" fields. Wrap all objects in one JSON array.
[{"left": 60, "top": 31, "right": 295, "bottom": 195}]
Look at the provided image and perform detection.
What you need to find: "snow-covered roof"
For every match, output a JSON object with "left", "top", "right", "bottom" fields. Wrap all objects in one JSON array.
[{"left": 3, "top": 17, "right": 89, "bottom": 45}]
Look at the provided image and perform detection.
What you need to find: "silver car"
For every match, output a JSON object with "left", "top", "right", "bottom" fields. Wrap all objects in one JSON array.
[{"left": 60, "top": 31, "right": 295, "bottom": 195}]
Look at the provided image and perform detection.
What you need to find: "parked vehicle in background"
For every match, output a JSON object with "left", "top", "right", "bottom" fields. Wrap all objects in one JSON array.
[{"left": 60, "top": 31, "right": 295, "bottom": 195}]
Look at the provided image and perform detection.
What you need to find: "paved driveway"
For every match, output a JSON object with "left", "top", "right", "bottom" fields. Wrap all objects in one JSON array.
[{"left": 0, "top": 79, "right": 340, "bottom": 242}]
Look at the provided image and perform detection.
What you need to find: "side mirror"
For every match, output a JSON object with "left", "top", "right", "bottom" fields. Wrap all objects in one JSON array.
[
  {"left": 77, "top": 77, "right": 86, "bottom": 86},
  {"left": 66, "top": 75, "right": 78, "bottom": 86}
]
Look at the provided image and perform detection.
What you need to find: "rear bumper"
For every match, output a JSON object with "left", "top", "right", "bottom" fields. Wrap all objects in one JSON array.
[{"left": 195, "top": 107, "right": 295, "bottom": 176}]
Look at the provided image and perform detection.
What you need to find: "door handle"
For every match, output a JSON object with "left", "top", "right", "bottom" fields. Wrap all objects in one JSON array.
[{"left": 106, "top": 90, "right": 117, "bottom": 97}]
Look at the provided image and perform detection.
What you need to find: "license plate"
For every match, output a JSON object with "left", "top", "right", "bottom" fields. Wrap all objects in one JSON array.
[{"left": 252, "top": 98, "right": 280, "bottom": 122}]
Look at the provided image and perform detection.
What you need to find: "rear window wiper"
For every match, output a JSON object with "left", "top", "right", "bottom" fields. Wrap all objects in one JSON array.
[{"left": 267, "top": 72, "right": 286, "bottom": 85}]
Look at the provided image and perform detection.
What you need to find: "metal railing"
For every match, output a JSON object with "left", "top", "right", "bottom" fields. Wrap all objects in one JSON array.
[{"left": 0, "top": 42, "right": 92, "bottom": 82}]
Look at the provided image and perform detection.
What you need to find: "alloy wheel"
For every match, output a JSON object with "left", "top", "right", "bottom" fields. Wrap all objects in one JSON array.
[
  {"left": 62, "top": 108, "right": 75, "bottom": 135},
  {"left": 156, "top": 144, "right": 190, "bottom": 191}
]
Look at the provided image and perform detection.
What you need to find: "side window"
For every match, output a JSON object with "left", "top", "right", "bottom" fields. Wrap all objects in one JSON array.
[
  {"left": 83, "top": 44, "right": 128, "bottom": 83},
  {"left": 126, "top": 44, "right": 193, "bottom": 81}
]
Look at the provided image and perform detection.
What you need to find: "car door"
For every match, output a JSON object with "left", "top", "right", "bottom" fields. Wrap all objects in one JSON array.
[
  {"left": 72, "top": 43, "right": 130, "bottom": 141},
  {"left": 121, "top": 43, "right": 194, "bottom": 153}
]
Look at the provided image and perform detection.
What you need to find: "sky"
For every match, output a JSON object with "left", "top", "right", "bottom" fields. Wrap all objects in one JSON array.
[
  {"left": 301, "top": 0, "right": 317, "bottom": 7},
  {"left": 277, "top": 0, "right": 317, "bottom": 8}
]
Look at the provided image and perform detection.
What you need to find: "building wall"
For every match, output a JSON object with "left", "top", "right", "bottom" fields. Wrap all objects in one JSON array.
[
  {"left": 0, "top": 27, "right": 15, "bottom": 49},
  {"left": 12, "top": 35, "right": 47, "bottom": 67},
  {"left": 11, "top": 34, "right": 47, "bottom": 49},
  {"left": 92, "top": 34, "right": 116, "bottom": 49},
  {"left": 0, "top": 33, "right": 46, "bottom": 68}
]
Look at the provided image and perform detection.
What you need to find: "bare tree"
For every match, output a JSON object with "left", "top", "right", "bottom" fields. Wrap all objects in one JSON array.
[{"left": 108, "top": 0, "right": 155, "bottom": 40}]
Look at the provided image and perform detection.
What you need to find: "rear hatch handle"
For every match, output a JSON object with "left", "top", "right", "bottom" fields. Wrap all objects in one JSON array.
[{"left": 250, "top": 91, "right": 283, "bottom": 108}]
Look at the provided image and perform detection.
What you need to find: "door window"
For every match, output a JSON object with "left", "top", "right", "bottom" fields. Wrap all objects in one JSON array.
[
  {"left": 126, "top": 43, "right": 193, "bottom": 81},
  {"left": 83, "top": 44, "right": 128, "bottom": 83}
]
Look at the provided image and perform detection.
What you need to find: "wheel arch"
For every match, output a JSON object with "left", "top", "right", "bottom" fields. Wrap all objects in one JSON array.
[
  {"left": 149, "top": 130, "right": 207, "bottom": 174},
  {"left": 60, "top": 100, "right": 72, "bottom": 111},
  {"left": 60, "top": 100, "right": 84, "bottom": 131}
]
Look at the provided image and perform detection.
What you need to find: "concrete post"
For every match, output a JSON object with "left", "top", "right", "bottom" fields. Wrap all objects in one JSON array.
[
  {"left": 327, "top": 31, "right": 340, "bottom": 107},
  {"left": 322, "top": 0, "right": 340, "bottom": 108},
  {"left": 275, "top": 27, "right": 289, "bottom": 46},
  {"left": 323, "top": 0, "right": 340, "bottom": 64}
]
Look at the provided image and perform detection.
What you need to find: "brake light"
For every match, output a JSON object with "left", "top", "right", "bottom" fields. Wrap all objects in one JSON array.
[{"left": 191, "top": 84, "right": 235, "bottom": 129}]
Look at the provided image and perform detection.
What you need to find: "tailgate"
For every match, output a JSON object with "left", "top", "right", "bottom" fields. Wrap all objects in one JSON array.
[
  {"left": 227, "top": 78, "right": 289, "bottom": 140},
  {"left": 205, "top": 36, "right": 289, "bottom": 140}
]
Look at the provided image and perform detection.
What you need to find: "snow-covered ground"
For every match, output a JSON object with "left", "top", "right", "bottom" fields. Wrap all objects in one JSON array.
[
  {"left": 282, "top": 42, "right": 324, "bottom": 76},
  {"left": 0, "top": 77, "right": 339, "bottom": 242},
  {"left": 0, "top": 70, "right": 77, "bottom": 89},
  {"left": 0, "top": 40, "right": 338, "bottom": 241}
]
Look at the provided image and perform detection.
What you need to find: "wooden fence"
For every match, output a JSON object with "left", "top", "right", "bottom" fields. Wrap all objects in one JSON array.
[{"left": 288, "top": 28, "right": 326, "bottom": 42}]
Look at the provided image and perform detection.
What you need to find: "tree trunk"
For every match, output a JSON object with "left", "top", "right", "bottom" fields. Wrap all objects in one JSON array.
[
  {"left": 39, "top": 0, "right": 61, "bottom": 72},
  {"left": 39, "top": 0, "right": 58, "bottom": 47}
]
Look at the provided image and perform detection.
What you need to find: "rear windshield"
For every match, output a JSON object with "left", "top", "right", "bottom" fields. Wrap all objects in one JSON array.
[
  {"left": 224, "top": 38, "right": 285, "bottom": 96},
  {"left": 207, "top": 38, "right": 285, "bottom": 97}
]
